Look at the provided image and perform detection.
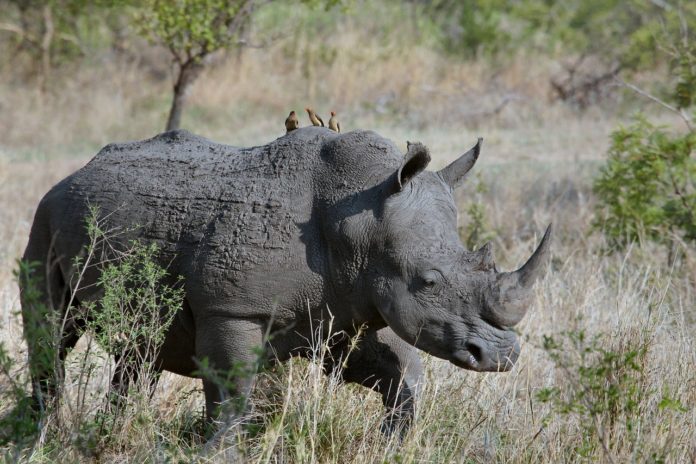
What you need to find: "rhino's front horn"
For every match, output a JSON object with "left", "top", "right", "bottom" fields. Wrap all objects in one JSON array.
[
  {"left": 490, "top": 225, "right": 553, "bottom": 327},
  {"left": 438, "top": 138, "right": 482, "bottom": 189},
  {"left": 509, "top": 224, "right": 553, "bottom": 289}
]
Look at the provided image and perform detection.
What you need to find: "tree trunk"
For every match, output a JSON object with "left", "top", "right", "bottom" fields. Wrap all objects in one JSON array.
[{"left": 165, "top": 59, "right": 204, "bottom": 131}]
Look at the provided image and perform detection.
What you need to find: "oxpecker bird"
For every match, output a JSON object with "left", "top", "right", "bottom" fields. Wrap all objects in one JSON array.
[
  {"left": 285, "top": 110, "right": 300, "bottom": 133},
  {"left": 305, "top": 107, "right": 324, "bottom": 127},
  {"left": 328, "top": 111, "right": 340, "bottom": 133}
]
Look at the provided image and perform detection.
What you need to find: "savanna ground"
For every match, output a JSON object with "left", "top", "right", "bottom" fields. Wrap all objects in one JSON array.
[{"left": 1, "top": 1, "right": 695, "bottom": 462}]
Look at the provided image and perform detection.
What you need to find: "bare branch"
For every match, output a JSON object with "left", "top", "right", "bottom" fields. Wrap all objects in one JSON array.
[
  {"left": 0, "top": 21, "right": 41, "bottom": 50},
  {"left": 616, "top": 78, "right": 694, "bottom": 131},
  {"left": 236, "top": 32, "right": 286, "bottom": 49},
  {"left": 0, "top": 22, "right": 26, "bottom": 37}
]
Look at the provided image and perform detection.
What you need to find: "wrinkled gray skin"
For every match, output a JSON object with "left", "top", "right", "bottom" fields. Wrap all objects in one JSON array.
[{"left": 21, "top": 127, "right": 551, "bottom": 434}]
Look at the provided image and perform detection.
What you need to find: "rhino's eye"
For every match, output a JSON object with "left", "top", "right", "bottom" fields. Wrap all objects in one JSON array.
[{"left": 420, "top": 270, "right": 443, "bottom": 289}]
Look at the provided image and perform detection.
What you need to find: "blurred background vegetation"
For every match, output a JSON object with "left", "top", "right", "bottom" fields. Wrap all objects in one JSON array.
[
  {"left": 1, "top": 0, "right": 693, "bottom": 251},
  {"left": 0, "top": 0, "right": 693, "bottom": 137}
]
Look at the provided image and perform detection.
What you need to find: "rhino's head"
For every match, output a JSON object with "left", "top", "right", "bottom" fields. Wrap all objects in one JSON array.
[{"left": 367, "top": 139, "right": 552, "bottom": 372}]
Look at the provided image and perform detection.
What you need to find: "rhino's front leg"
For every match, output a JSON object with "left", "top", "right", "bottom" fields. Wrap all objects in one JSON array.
[
  {"left": 328, "top": 327, "right": 424, "bottom": 437},
  {"left": 195, "top": 317, "right": 265, "bottom": 421}
]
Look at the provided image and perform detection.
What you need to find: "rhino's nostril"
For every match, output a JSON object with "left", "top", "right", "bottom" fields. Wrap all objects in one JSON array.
[{"left": 465, "top": 342, "right": 483, "bottom": 363}]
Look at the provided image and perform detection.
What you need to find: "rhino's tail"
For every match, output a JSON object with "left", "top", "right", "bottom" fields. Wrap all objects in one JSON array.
[{"left": 19, "top": 201, "right": 82, "bottom": 412}]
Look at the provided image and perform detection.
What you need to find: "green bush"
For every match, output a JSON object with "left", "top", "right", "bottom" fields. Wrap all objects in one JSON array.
[
  {"left": 430, "top": 0, "right": 511, "bottom": 59},
  {"left": 592, "top": 117, "right": 696, "bottom": 251},
  {"left": 1, "top": 208, "right": 187, "bottom": 458},
  {"left": 86, "top": 240, "right": 183, "bottom": 362},
  {"left": 426, "top": 0, "right": 696, "bottom": 66},
  {"left": 672, "top": 38, "right": 696, "bottom": 110},
  {"left": 0, "top": 1, "right": 132, "bottom": 81},
  {"left": 0, "top": 343, "right": 40, "bottom": 452},
  {"left": 536, "top": 328, "right": 684, "bottom": 461},
  {"left": 75, "top": 218, "right": 185, "bottom": 453}
]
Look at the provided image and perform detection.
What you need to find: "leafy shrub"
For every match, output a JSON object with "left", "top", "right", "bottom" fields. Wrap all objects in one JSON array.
[
  {"left": 672, "top": 37, "right": 696, "bottom": 110},
  {"left": 592, "top": 117, "right": 696, "bottom": 251},
  {"left": 0, "top": 342, "right": 40, "bottom": 453},
  {"left": 73, "top": 216, "right": 184, "bottom": 454},
  {"left": 537, "top": 328, "right": 685, "bottom": 461},
  {"left": 1, "top": 207, "right": 186, "bottom": 457},
  {"left": 429, "top": 0, "right": 511, "bottom": 59},
  {"left": 85, "top": 240, "right": 183, "bottom": 370},
  {"left": 427, "top": 0, "right": 695, "bottom": 65},
  {"left": 592, "top": 22, "right": 696, "bottom": 254}
]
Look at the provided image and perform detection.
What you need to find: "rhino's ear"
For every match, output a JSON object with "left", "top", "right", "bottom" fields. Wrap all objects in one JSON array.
[
  {"left": 396, "top": 142, "right": 431, "bottom": 191},
  {"left": 438, "top": 138, "right": 482, "bottom": 189}
]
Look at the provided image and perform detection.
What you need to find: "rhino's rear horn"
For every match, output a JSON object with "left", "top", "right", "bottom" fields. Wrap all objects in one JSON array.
[
  {"left": 438, "top": 138, "right": 482, "bottom": 189},
  {"left": 491, "top": 224, "right": 552, "bottom": 326},
  {"left": 474, "top": 241, "right": 495, "bottom": 271}
]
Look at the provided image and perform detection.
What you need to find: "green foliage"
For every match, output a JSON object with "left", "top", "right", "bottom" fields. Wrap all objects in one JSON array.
[
  {"left": 0, "top": 0, "right": 131, "bottom": 71},
  {"left": 0, "top": 343, "right": 40, "bottom": 450},
  {"left": 70, "top": 213, "right": 187, "bottom": 455},
  {"left": 86, "top": 241, "right": 183, "bottom": 355},
  {"left": 536, "top": 329, "right": 676, "bottom": 460},
  {"left": 1, "top": 259, "right": 57, "bottom": 449},
  {"left": 427, "top": 0, "right": 696, "bottom": 74},
  {"left": 13, "top": 259, "right": 59, "bottom": 413},
  {"left": 592, "top": 117, "right": 696, "bottom": 250},
  {"left": 1, "top": 207, "right": 187, "bottom": 457},
  {"left": 429, "top": 0, "right": 511, "bottom": 58},
  {"left": 432, "top": 1, "right": 507, "bottom": 59},
  {"left": 132, "top": 0, "right": 270, "bottom": 129},
  {"left": 133, "top": 0, "right": 252, "bottom": 63},
  {"left": 461, "top": 173, "right": 496, "bottom": 250},
  {"left": 592, "top": 24, "right": 696, "bottom": 253},
  {"left": 77, "top": 209, "right": 184, "bottom": 447},
  {"left": 513, "top": 1, "right": 661, "bottom": 66},
  {"left": 672, "top": 40, "right": 696, "bottom": 110},
  {"left": 300, "top": 0, "right": 342, "bottom": 10}
]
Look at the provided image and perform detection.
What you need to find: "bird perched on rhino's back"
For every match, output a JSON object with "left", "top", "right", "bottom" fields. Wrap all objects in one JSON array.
[
  {"left": 285, "top": 110, "right": 299, "bottom": 133},
  {"left": 305, "top": 107, "right": 324, "bottom": 127},
  {"left": 328, "top": 111, "right": 340, "bottom": 133}
]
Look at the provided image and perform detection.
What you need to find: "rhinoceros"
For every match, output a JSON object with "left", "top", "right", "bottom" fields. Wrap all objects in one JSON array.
[{"left": 20, "top": 127, "right": 551, "bottom": 433}]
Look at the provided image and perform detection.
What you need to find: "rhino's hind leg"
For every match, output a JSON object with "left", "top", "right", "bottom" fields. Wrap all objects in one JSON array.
[
  {"left": 20, "top": 227, "right": 83, "bottom": 412},
  {"left": 325, "top": 328, "right": 424, "bottom": 438},
  {"left": 108, "top": 349, "right": 162, "bottom": 413}
]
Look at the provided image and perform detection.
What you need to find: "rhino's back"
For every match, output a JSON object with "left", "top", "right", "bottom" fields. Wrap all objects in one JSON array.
[{"left": 44, "top": 128, "right": 333, "bottom": 280}]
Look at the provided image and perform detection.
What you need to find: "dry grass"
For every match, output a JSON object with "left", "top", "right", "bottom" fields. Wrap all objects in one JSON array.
[{"left": 1, "top": 3, "right": 695, "bottom": 461}]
